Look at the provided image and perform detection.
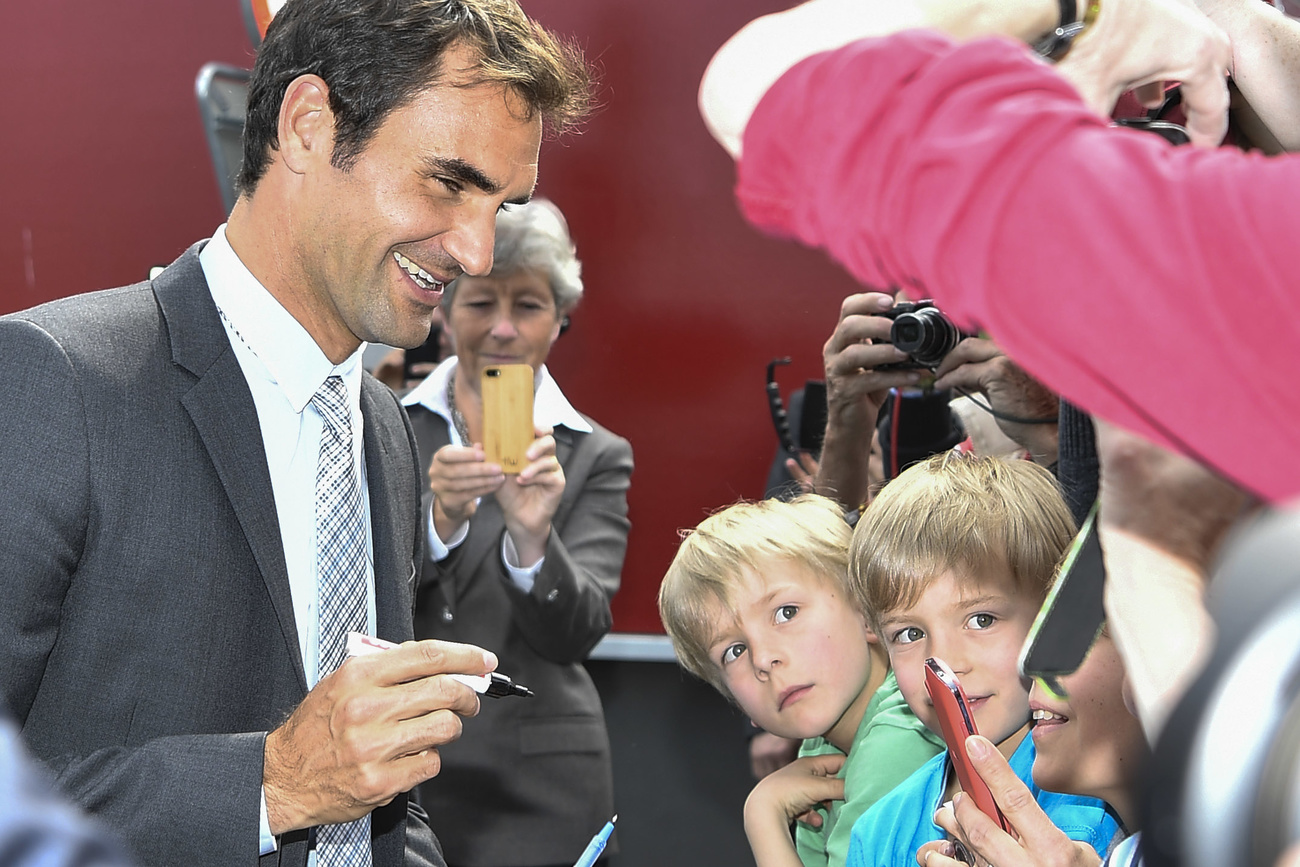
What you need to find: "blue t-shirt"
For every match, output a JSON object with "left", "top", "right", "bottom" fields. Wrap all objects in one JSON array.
[{"left": 846, "top": 736, "right": 1121, "bottom": 867}]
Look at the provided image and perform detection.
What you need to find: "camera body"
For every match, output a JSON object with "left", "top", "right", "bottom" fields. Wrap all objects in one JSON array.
[{"left": 879, "top": 300, "right": 965, "bottom": 370}]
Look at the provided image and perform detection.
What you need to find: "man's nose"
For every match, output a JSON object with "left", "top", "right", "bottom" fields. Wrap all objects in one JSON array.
[{"left": 443, "top": 204, "right": 496, "bottom": 278}]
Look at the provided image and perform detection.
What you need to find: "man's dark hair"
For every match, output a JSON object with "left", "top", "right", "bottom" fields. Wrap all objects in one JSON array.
[{"left": 237, "top": 0, "right": 591, "bottom": 194}]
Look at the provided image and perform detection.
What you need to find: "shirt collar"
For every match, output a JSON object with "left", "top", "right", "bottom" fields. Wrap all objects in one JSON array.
[
  {"left": 201, "top": 224, "right": 364, "bottom": 412},
  {"left": 402, "top": 357, "right": 592, "bottom": 435}
]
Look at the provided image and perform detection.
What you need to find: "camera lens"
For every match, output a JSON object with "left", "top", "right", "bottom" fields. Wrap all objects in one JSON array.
[{"left": 891, "top": 308, "right": 961, "bottom": 367}]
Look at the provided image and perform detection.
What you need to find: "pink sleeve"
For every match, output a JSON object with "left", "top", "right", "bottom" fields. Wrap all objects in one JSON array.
[{"left": 738, "top": 31, "right": 1300, "bottom": 503}]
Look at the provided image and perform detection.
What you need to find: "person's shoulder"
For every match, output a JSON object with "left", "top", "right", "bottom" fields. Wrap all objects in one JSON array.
[{"left": 574, "top": 413, "right": 632, "bottom": 452}]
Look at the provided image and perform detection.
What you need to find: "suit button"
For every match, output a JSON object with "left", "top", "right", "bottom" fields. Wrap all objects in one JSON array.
[
  {"left": 441, "top": 606, "right": 454, "bottom": 622},
  {"left": 545, "top": 589, "right": 559, "bottom": 602}
]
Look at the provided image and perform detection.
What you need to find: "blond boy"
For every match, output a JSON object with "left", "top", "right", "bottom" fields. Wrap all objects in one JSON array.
[
  {"left": 659, "top": 495, "right": 942, "bottom": 867},
  {"left": 843, "top": 454, "right": 1120, "bottom": 867}
]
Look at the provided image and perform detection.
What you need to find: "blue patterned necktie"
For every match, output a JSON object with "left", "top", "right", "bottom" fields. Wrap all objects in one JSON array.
[{"left": 312, "top": 375, "right": 372, "bottom": 867}]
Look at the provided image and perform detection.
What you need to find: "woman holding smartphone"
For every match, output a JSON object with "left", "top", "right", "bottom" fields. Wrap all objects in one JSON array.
[{"left": 401, "top": 200, "right": 633, "bottom": 867}]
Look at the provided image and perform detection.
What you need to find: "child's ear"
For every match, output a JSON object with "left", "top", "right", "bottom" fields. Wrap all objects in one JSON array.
[{"left": 862, "top": 618, "right": 881, "bottom": 644}]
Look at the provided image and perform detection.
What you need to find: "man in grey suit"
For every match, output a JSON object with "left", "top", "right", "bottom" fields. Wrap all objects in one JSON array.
[{"left": 0, "top": 1, "right": 590, "bottom": 865}]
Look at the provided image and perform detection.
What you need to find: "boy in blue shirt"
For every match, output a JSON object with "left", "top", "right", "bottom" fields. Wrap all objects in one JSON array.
[
  {"left": 658, "top": 495, "right": 943, "bottom": 867},
  {"left": 845, "top": 454, "right": 1121, "bottom": 867}
]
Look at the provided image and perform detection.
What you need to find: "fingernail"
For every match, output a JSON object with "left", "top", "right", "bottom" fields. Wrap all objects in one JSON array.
[
  {"left": 876, "top": 295, "right": 894, "bottom": 309},
  {"left": 967, "top": 736, "right": 991, "bottom": 760},
  {"left": 483, "top": 650, "right": 498, "bottom": 670}
]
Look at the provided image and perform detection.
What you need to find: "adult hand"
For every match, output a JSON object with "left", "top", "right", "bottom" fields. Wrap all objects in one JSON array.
[
  {"left": 934, "top": 338, "right": 1060, "bottom": 466},
  {"left": 263, "top": 639, "right": 496, "bottom": 834},
  {"left": 750, "top": 730, "right": 803, "bottom": 779},
  {"left": 495, "top": 426, "right": 566, "bottom": 566},
  {"left": 427, "top": 443, "right": 505, "bottom": 541},
  {"left": 1055, "top": 0, "right": 1232, "bottom": 147},
  {"left": 784, "top": 452, "right": 821, "bottom": 496},
  {"left": 815, "top": 292, "right": 926, "bottom": 507},
  {"left": 917, "top": 735, "right": 1101, "bottom": 867}
]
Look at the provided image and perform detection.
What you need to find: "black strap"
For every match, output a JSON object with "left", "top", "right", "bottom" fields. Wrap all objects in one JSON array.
[{"left": 1058, "top": 0, "right": 1077, "bottom": 28}]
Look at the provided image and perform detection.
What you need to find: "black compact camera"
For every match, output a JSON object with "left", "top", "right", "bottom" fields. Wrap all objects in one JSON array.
[{"left": 880, "top": 300, "right": 965, "bottom": 370}]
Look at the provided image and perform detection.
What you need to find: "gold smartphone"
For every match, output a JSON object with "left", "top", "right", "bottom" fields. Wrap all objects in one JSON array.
[{"left": 481, "top": 364, "right": 534, "bottom": 473}]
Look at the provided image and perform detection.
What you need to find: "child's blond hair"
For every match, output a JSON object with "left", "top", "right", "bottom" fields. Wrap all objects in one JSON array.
[
  {"left": 658, "top": 494, "right": 853, "bottom": 696},
  {"left": 850, "top": 453, "right": 1075, "bottom": 635}
]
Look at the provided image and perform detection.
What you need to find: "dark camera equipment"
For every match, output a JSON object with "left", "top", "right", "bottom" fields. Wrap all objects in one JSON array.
[
  {"left": 880, "top": 300, "right": 965, "bottom": 370},
  {"left": 402, "top": 325, "right": 444, "bottom": 382},
  {"left": 1144, "top": 508, "right": 1300, "bottom": 867},
  {"left": 876, "top": 387, "right": 965, "bottom": 480},
  {"left": 1113, "top": 117, "right": 1191, "bottom": 146},
  {"left": 766, "top": 359, "right": 827, "bottom": 457}
]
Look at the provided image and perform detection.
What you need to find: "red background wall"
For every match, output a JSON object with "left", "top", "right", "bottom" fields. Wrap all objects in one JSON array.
[{"left": 0, "top": 1, "right": 863, "bottom": 634}]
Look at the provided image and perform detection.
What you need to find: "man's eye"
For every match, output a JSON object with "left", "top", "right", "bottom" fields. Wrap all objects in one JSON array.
[
  {"left": 774, "top": 605, "right": 798, "bottom": 624},
  {"left": 892, "top": 626, "right": 925, "bottom": 645},
  {"left": 437, "top": 177, "right": 464, "bottom": 195},
  {"left": 721, "top": 643, "right": 746, "bottom": 665},
  {"left": 967, "top": 613, "right": 996, "bottom": 630}
]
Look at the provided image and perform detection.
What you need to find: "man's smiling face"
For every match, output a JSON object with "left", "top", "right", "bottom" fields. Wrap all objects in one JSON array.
[{"left": 295, "top": 42, "right": 542, "bottom": 359}]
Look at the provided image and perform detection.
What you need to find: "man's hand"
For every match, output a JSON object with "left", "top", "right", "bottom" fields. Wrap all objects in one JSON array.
[
  {"left": 815, "top": 292, "right": 925, "bottom": 507},
  {"left": 917, "top": 735, "right": 1101, "bottom": 867},
  {"left": 495, "top": 426, "right": 566, "bottom": 566},
  {"left": 263, "top": 639, "right": 496, "bottom": 834},
  {"left": 1056, "top": 0, "right": 1232, "bottom": 147},
  {"left": 427, "top": 443, "right": 506, "bottom": 540},
  {"left": 933, "top": 338, "right": 1060, "bottom": 466}
]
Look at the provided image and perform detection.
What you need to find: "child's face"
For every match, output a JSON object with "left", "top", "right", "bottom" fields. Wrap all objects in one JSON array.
[
  {"left": 1029, "top": 633, "right": 1146, "bottom": 807},
  {"left": 879, "top": 567, "right": 1040, "bottom": 747},
  {"left": 706, "top": 562, "right": 876, "bottom": 748}
]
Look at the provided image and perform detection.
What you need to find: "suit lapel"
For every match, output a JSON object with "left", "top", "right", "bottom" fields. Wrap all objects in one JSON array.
[
  {"left": 154, "top": 243, "right": 307, "bottom": 691},
  {"left": 362, "top": 378, "right": 416, "bottom": 643}
]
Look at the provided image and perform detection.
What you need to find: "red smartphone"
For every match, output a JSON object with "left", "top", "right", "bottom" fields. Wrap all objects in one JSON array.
[{"left": 924, "top": 657, "right": 1011, "bottom": 833}]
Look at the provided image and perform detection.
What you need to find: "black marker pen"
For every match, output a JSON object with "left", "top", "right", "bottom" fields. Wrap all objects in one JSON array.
[{"left": 346, "top": 632, "right": 533, "bottom": 698}]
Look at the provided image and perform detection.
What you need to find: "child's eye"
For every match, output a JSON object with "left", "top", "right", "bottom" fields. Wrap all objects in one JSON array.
[
  {"left": 774, "top": 605, "right": 798, "bottom": 624},
  {"left": 721, "top": 643, "right": 746, "bottom": 665},
  {"left": 891, "top": 626, "right": 925, "bottom": 645},
  {"left": 966, "top": 613, "right": 997, "bottom": 630}
]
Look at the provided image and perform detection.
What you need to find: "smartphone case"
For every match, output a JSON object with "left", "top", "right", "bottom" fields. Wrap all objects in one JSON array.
[
  {"left": 924, "top": 657, "right": 1011, "bottom": 833},
  {"left": 481, "top": 364, "right": 534, "bottom": 473}
]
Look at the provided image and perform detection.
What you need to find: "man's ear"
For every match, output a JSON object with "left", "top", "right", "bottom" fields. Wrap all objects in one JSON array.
[{"left": 277, "top": 74, "right": 334, "bottom": 176}]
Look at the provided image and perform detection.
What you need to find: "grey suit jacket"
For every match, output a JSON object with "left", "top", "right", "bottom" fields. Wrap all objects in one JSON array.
[
  {"left": 407, "top": 404, "right": 632, "bottom": 867},
  {"left": 0, "top": 244, "right": 442, "bottom": 867}
]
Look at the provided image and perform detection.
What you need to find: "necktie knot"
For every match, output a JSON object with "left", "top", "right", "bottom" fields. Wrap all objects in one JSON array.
[{"left": 313, "top": 376, "right": 351, "bottom": 445}]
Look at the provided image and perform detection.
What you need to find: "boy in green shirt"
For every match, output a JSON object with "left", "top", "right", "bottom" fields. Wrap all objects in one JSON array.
[{"left": 658, "top": 495, "right": 941, "bottom": 867}]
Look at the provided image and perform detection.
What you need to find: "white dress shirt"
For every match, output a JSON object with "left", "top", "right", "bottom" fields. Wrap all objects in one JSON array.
[
  {"left": 200, "top": 225, "right": 376, "bottom": 857},
  {"left": 402, "top": 356, "right": 591, "bottom": 591}
]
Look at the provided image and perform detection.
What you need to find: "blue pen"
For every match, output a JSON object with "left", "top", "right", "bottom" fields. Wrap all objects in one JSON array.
[{"left": 572, "top": 814, "right": 616, "bottom": 867}]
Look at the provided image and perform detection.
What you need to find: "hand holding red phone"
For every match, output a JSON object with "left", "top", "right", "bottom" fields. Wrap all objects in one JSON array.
[
  {"left": 917, "top": 736, "right": 1099, "bottom": 867},
  {"left": 924, "top": 657, "right": 1011, "bottom": 834}
]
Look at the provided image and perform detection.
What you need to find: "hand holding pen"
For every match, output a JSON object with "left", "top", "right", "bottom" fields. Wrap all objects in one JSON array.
[
  {"left": 347, "top": 633, "right": 535, "bottom": 698},
  {"left": 263, "top": 634, "right": 493, "bottom": 836}
]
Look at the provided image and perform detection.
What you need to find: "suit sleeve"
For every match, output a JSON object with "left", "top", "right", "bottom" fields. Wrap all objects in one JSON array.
[
  {"left": 0, "top": 318, "right": 87, "bottom": 720},
  {"left": 0, "top": 318, "right": 267, "bottom": 865},
  {"left": 500, "top": 431, "right": 634, "bottom": 664}
]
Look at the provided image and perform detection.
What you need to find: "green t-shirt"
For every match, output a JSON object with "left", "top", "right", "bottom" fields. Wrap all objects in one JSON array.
[{"left": 794, "top": 669, "right": 944, "bottom": 867}]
